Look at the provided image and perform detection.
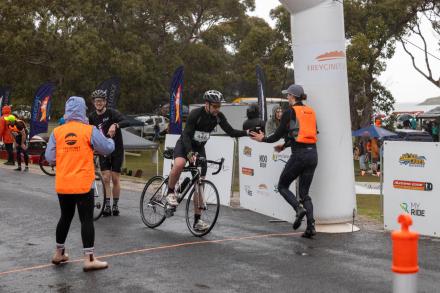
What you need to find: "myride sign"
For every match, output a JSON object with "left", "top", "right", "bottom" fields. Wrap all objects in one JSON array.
[{"left": 383, "top": 141, "right": 440, "bottom": 237}]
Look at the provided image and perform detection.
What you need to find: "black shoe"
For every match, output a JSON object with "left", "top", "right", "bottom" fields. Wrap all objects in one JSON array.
[
  {"left": 293, "top": 206, "right": 306, "bottom": 230},
  {"left": 112, "top": 205, "right": 119, "bottom": 216},
  {"left": 102, "top": 205, "right": 112, "bottom": 217},
  {"left": 24, "top": 166, "right": 29, "bottom": 172},
  {"left": 4, "top": 161, "right": 14, "bottom": 165},
  {"left": 14, "top": 167, "right": 22, "bottom": 171},
  {"left": 302, "top": 225, "right": 316, "bottom": 239}
]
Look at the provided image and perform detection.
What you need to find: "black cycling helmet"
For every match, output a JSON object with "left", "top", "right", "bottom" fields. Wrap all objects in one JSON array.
[
  {"left": 91, "top": 89, "right": 107, "bottom": 100},
  {"left": 203, "top": 90, "right": 223, "bottom": 104}
]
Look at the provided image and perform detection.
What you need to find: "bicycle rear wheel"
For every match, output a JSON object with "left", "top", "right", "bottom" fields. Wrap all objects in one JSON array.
[
  {"left": 39, "top": 150, "right": 56, "bottom": 176},
  {"left": 140, "top": 176, "right": 167, "bottom": 228},
  {"left": 93, "top": 172, "right": 106, "bottom": 221},
  {"left": 185, "top": 179, "right": 220, "bottom": 237}
]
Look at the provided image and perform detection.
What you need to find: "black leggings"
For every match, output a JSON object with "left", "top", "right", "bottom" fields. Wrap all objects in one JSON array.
[
  {"left": 56, "top": 190, "right": 95, "bottom": 249},
  {"left": 278, "top": 147, "right": 318, "bottom": 225},
  {"left": 15, "top": 145, "right": 29, "bottom": 166},
  {"left": 5, "top": 143, "right": 14, "bottom": 162}
]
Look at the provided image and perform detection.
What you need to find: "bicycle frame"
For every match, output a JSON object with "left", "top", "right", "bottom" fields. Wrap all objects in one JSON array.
[{"left": 148, "top": 157, "right": 224, "bottom": 208}]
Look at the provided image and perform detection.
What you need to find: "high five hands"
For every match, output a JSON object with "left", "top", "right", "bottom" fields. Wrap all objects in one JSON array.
[
  {"left": 250, "top": 130, "right": 284, "bottom": 153},
  {"left": 250, "top": 130, "right": 264, "bottom": 142}
]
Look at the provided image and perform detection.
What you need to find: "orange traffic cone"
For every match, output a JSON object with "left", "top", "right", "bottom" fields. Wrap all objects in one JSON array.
[{"left": 392, "top": 214, "right": 419, "bottom": 293}]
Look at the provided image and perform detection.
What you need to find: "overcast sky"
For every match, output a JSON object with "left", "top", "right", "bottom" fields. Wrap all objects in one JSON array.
[{"left": 250, "top": 0, "right": 440, "bottom": 104}]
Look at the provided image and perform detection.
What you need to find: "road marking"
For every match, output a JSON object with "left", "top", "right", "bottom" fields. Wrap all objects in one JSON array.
[{"left": 0, "top": 231, "right": 302, "bottom": 277}]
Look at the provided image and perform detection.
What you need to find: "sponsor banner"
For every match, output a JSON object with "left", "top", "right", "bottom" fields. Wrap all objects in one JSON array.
[
  {"left": 294, "top": 42, "right": 347, "bottom": 85},
  {"left": 393, "top": 180, "right": 432, "bottom": 191},
  {"left": 163, "top": 134, "right": 234, "bottom": 206},
  {"left": 169, "top": 66, "right": 184, "bottom": 135},
  {"left": 239, "top": 137, "right": 296, "bottom": 223},
  {"left": 398, "top": 153, "right": 426, "bottom": 167},
  {"left": 256, "top": 65, "right": 267, "bottom": 122},
  {"left": 96, "top": 76, "right": 120, "bottom": 109},
  {"left": 383, "top": 141, "right": 440, "bottom": 237},
  {"left": 29, "top": 82, "right": 55, "bottom": 139}
]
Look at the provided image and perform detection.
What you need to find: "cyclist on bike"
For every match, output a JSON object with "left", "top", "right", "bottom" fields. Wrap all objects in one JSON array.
[
  {"left": 4, "top": 114, "right": 29, "bottom": 171},
  {"left": 251, "top": 84, "right": 318, "bottom": 238},
  {"left": 166, "top": 90, "right": 249, "bottom": 231},
  {"left": 45, "top": 96, "right": 114, "bottom": 271},
  {"left": 88, "top": 89, "right": 130, "bottom": 217}
]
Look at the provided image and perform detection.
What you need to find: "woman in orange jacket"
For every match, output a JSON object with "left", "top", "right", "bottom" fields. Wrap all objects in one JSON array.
[{"left": 0, "top": 105, "right": 15, "bottom": 165}]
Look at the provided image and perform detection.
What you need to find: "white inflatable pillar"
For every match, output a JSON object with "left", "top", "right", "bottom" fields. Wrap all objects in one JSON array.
[{"left": 279, "top": 0, "right": 356, "bottom": 224}]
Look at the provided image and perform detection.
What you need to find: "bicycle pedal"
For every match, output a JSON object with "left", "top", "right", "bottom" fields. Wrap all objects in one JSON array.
[{"left": 165, "top": 206, "right": 176, "bottom": 218}]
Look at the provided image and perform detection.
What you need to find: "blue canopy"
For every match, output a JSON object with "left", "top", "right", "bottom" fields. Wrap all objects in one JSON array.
[{"left": 352, "top": 125, "right": 397, "bottom": 138}]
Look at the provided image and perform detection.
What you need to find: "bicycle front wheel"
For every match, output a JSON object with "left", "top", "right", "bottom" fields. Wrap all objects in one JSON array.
[
  {"left": 185, "top": 179, "right": 220, "bottom": 237},
  {"left": 39, "top": 150, "right": 56, "bottom": 176},
  {"left": 93, "top": 172, "right": 106, "bottom": 221},
  {"left": 140, "top": 176, "right": 168, "bottom": 228}
]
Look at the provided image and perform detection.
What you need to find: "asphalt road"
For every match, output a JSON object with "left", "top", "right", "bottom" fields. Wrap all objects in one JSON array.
[{"left": 0, "top": 165, "right": 439, "bottom": 293}]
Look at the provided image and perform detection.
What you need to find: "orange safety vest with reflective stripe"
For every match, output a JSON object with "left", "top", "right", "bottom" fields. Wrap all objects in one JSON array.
[
  {"left": 53, "top": 121, "right": 95, "bottom": 194},
  {"left": 290, "top": 105, "right": 318, "bottom": 144}
]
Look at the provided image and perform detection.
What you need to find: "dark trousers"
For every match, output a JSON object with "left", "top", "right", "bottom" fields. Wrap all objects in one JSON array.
[
  {"left": 16, "top": 145, "right": 29, "bottom": 166},
  {"left": 5, "top": 143, "right": 14, "bottom": 163},
  {"left": 278, "top": 147, "right": 318, "bottom": 226},
  {"left": 56, "top": 190, "right": 95, "bottom": 249}
]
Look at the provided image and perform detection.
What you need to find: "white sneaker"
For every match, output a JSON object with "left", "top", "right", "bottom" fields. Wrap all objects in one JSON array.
[
  {"left": 194, "top": 219, "right": 210, "bottom": 231},
  {"left": 166, "top": 193, "right": 178, "bottom": 207}
]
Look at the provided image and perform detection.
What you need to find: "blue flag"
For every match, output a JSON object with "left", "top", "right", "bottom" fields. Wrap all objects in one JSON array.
[
  {"left": 256, "top": 65, "right": 268, "bottom": 122},
  {"left": 0, "top": 86, "right": 11, "bottom": 109},
  {"left": 169, "top": 66, "right": 184, "bottom": 134},
  {"left": 30, "top": 82, "right": 55, "bottom": 139},
  {"left": 96, "top": 76, "right": 120, "bottom": 109}
]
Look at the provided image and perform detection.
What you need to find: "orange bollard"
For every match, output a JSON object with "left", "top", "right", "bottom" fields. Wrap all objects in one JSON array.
[{"left": 392, "top": 214, "right": 419, "bottom": 293}]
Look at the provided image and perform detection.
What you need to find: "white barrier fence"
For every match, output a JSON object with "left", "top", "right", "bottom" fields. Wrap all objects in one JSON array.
[
  {"left": 163, "top": 134, "right": 235, "bottom": 206},
  {"left": 384, "top": 141, "right": 440, "bottom": 237},
  {"left": 238, "top": 137, "right": 296, "bottom": 223}
]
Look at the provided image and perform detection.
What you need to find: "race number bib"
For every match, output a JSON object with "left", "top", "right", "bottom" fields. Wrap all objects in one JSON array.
[{"left": 193, "top": 131, "right": 210, "bottom": 143}]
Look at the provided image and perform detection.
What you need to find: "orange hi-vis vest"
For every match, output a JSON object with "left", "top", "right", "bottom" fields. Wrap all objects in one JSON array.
[
  {"left": 53, "top": 121, "right": 95, "bottom": 194},
  {"left": 290, "top": 105, "right": 318, "bottom": 144}
]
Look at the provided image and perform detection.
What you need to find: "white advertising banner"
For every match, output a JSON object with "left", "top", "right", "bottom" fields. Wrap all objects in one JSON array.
[
  {"left": 163, "top": 134, "right": 235, "bottom": 206},
  {"left": 383, "top": 141, "right": 440, "bottom": 237},
  {"left": 279, "top": 0, "right": 356, "bottom": 223},
  {"left": 238, "top": 137, "right": 296, "bottom": 223}
]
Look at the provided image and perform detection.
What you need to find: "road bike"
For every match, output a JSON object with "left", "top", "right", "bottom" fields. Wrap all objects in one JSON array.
[{"left": 140, "top": 147, "right": 224, "bottom": 237}]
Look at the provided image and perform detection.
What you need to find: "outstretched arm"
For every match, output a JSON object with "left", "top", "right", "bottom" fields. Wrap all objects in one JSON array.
[{"left": 218, "top": 113, "right": 248, "bottom": 137}]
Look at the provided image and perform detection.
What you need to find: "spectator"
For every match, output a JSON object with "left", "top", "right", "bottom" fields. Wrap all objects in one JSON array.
[
  {"left": 358, "top": 137, "right": 368, "bottom": 176},
  {"left": 153, "top": 121, "right": 160, "bottom": 142},
  {"left": 370, "top": 138, "right": 380, "bottom": 176},
  {"left": 4, "top": 114, "right": 29, "bottom": 171},
  {"left": 265, "top": 105, "right": 283, "bottom": 136},
  {"left": 242, "top": 103, "right": 265, "bottom": 133},
  {"left": 0, "top": 105, "right": 15, "bottom": 165},
  {"left": 432, "top": 122, "right": 439, "bottom": 142}
]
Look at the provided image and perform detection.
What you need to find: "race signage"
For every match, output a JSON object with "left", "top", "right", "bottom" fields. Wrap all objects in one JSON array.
[
  {"left": 239, "top": 137, "right": 296, "bottom": 223},
  {"left": 383, "top": 141, "right": 440, "bottom": 237}
]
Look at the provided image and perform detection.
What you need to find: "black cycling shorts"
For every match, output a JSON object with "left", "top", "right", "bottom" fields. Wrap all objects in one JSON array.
[
  {"left": 99, "top": 151, "right": 124, "bottom": 173},
  {"left": 173, "top": 139, "right": 207, "bottom": 177}
]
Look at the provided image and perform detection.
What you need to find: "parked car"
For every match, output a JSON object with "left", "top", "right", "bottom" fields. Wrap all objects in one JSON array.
[
  {"left": 383, "top": 129, "right": 433, "bottom": 142},
  {"left": 132, "top": 115, "right": 169, "bottom": 136}
]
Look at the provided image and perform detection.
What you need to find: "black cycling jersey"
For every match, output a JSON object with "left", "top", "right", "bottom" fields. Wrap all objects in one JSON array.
[
  {"left": 180, "top": 106, "right": 247, "bottom": 154},
  {"left": 88, "top": 108, "right": 130, "bottom": 153}
]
